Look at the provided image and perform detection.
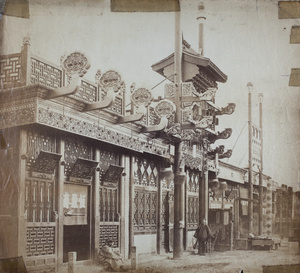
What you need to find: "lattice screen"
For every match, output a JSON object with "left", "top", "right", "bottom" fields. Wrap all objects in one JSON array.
[
  {"left": 133, "top": 157, "right": 158, "bottom": 187},
  {"left": 187, "top": 196, "right": 199, "bottom": 228},
  {"left": 64, "top": 139, "right": 91, "bottom": 175},
  {"left": 99, "top": 225, "right": 119, "bottom": 248},
  {"left": 27, "top": 131, "right": 56, "bottom": 170},
  {"left": 31, "top": 57, "right": 62, "bottom": 89},
  {"left": 25, "top": 179, "right": 54, "bottom": 223},
  {"left": 186, "top": 169, "right": 200, "bottom": 193},
  {"left": 26, "top": 226, "right": 55, "bottom": 256},
  {"left": 99, "top": 187, "right": 118, "bottom": 222},
  {"left": 133, "top": 190, "right": 157, "bottom": 230}
]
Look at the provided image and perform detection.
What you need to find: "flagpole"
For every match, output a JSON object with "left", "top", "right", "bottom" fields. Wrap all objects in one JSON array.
[{"left": 247, "top": 82, "right": 253, "bottom": 234}]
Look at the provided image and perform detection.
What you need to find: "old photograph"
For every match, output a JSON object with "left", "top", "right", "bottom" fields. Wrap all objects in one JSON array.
[{"left": 0, "top": 0, "right": 299, "bottom": 272}]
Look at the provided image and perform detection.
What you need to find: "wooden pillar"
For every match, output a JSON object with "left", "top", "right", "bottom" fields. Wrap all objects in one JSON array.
[
  {"left": 119, "top": 155, "right": 125, "bottom": 257},
  {"left": 129, "top": 155, "right": 135, "bottom": 259},
  {"left": 57, "top": 138, "right": 65, "bottom": 266},
  {"left": 18, "top": 128, "right": 27, "bottom": 257},
  {"left": 92, "top": 148, "right": 100, "bottom": 260},
  {"left": 157, "top": 169, "right": 162, "bottom": 254}
]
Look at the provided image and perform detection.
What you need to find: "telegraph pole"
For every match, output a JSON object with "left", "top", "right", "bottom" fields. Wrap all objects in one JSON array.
[
  {"left": 247, "top": 82, "right": 253, "bottom": 234},
  {"left": 173, "top": 8, "right": 186, "bottom": 259},
  {"left": 258, "top": 93, "right": 264, "bottom": 235}
]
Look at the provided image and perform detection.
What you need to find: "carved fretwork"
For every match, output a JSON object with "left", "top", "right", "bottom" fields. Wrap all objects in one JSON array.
[
  {"left": 219, "top": 149, "right": 233, "bottom": 159},
  {"left": 215, "top": 103, "right": 236, "bottom": 115},
  {"left": 32, "top": 151, "right": 61, "bottom": 174},
  {"left": 69, "top": 158, "right": 98, "bottom": 183},
  {"left": 208, "top": 145, "right": 225, "bottom": 157},
  {"left": 187, "top": 196, "right": 199, "bottom": 229},
  {"left": 208, "top": 128, "right": 232, "bottom": 143}
]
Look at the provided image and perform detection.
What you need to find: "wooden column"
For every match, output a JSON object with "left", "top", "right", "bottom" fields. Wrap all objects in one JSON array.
[
  {"left": 92, "top": 148, "right": 100, "bottom": 260},
  {"left": 18, "top": 128, "right": 27, "bottom": 257},
  {"left": 57, "top": 138, "right": 65, "bottom": 266},
  {"left": 119, "top": 155, "right": 126, "bottom": 258},
  {"left": 157, "top": 170, "right": 162, "bottom": 254},
  {"left": 129, "top": 155, "right": 134, "bottom": 258}
]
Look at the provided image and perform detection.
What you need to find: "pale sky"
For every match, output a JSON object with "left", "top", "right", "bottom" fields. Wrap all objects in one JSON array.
[{"left": 1, "top": 0, "right": 299, "bottom": 189}]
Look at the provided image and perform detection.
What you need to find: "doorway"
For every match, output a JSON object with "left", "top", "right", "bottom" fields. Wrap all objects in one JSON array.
[{"left": 63, "top": 184, "right": 90, "bottom": 262}]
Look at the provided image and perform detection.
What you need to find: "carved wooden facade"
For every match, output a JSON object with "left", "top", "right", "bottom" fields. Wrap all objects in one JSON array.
[{"left": 0, "top": 39, "right": 238, "bottom": 272}]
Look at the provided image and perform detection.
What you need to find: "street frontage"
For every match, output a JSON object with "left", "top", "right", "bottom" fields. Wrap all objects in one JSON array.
[{"left": 58, "top": 239, "right": 299, "bottom": 273}]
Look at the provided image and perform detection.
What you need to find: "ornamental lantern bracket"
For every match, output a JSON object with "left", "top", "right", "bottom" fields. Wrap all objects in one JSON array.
[
  {"left": 141, "top": 99, "right": 176, "bottom": 133},
  {"left": 118, "top": 86, "right": 152, "bottom": 124}
]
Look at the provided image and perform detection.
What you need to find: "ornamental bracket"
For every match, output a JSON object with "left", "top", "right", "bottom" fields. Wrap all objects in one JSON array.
[
  {"left": 47, "top": 74, "right": 81, "bottom": 99},
  {"left": 141, "top": 116, "right": 168, "bottom": 133},
  {"left": 83, "top": 89, "right": 115, "bottom": 112}
]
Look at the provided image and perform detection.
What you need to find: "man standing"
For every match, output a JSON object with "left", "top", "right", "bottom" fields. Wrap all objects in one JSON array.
[{"left": 194, "top": 219, "right": 214, "bottom": 255}]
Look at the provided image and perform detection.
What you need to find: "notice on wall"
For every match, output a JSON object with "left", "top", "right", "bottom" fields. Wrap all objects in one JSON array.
[{"left": 63, "top": 184, "right": 88, "bottom": 225}]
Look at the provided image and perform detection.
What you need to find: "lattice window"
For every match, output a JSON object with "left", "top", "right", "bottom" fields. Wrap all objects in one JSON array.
[
  {"left": 64, "top": 138, "right": 91, "bottom": 175},
  {"left": 99, "top": 150, "right": 119, "bottom": 182},
  {"left": 133, "top": 156, "right": 158, "bottom": 187},
  {"left": 99, "top": 187, "right": 118, "bottom": 222},
  {"left": 27, "top": 131, "right": 56, "bottom": 170},
  {"left": 99, "top": 225, "right": 119, "bottom": 248},
  {"left": 187, "top": 196, "right": 199, "bottom": 228},
  {"left": 26, "top": 226, "right": 55, "bottom": 256},
  {"left": 25, "top": 179, "right": 54, "bottom": 223},
  {"left": 161, "top": 177, "right": 174, "bottom": 190},
  {"left": 31, "top": 58, "right": 62, "bottom": 89},
  {"left": 187, "top": 169, "right": 199, "bottom": 193},
  {"left": 133, "top": 190, "right": 157, "bottom": 231},
  {"left": 0, "top": 54, "right": 22, "bottom": 86}
]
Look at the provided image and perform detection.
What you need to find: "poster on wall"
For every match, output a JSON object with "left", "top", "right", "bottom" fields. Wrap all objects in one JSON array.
[{"left": 63, "top": 184, "right": 88, "bottom": 225}]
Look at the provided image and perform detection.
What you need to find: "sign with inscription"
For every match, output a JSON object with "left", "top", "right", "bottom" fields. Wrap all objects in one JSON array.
[{"left": 63, "top": 184, "right": 88, "bottom": 225}]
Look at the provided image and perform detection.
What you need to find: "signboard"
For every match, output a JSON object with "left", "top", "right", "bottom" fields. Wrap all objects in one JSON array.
[
  {"left": 63, "top": 184, "right": 88, "bottom": 225},
  {"left": 252, "top": 124, "right": 262, "bottom": 168}
]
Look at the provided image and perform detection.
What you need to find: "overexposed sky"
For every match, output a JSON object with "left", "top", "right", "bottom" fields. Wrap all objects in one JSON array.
[{"left": 1, "top": 0, "right": 299, "bottom": 188}]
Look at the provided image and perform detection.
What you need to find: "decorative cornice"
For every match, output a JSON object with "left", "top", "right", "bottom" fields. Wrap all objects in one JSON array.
[{"left": 37, "top": 106, "right": 169, "bottom": 158}]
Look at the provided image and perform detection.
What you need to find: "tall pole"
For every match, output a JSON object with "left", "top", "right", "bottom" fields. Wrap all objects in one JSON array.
[
  {"left": 258, "top": 93, "right": 264, "bottom": 235},
  {"left": 247, "top": 82, "right": 253, "bottom": 234},
  {"left": 173, "top": 8, "right": 185, "bottom": 259}
]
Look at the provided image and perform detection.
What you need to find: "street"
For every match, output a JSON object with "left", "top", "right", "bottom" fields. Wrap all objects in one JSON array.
[{"left": 58, "top": 239, "right": 300, "bottom": 273}]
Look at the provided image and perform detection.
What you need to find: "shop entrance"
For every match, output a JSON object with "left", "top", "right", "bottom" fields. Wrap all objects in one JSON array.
[
  {"left": 63, "top": 184, "right": 90, "bottom": 262},
  {"left": 162, "top": 191, "right": 174, "bottom": 252}
]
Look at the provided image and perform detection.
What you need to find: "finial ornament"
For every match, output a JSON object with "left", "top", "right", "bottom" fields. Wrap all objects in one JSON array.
[{"left": 23, "top": 34, "right": 31, "bottom": 45}]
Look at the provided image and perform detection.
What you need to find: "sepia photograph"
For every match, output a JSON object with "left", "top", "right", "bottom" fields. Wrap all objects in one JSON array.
[{"left": 0, "top": 0, "right": 299, "bottom": 272}]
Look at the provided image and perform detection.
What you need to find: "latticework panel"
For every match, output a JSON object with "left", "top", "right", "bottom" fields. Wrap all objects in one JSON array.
[
  {"left": 64, "top": 139, "right": 91, "bottom": 175},
  {"left": 99, "top": 150, "right": 118, "bottom": 182},
  {"left": 26, "top": 226, "right": 55, "bottom": 256},
  {"left": 27, "top": 131, "right": 56, "bottom": 170},
  {"left": 107, "top": 96, "right": 123, "bottom": 115},
  {"left": 25, "top": 179, "right": 54, "bottom": 223},
  {"left": 0, "top": 54, "right": 22, "bottom": 86},
  {"left": 31, "top": 58, "right": 62, "bottom": 89},
  {"left": 133, "top": 190, "right": 157, "bottom": 231},
  {"left": 187, "top": 196, "right": 199, "bottom": 228},
  {"left": 133, "top": 157, "right": 158, "bottom": 187},
  {"left": 70, "top": 79, "right": 97, "bottom": 103},
  {"left": 187, "top": 169, "right": 200, "bottom": 193},
  {"left": 99, "top": 187, "right": 118, "bottom": 222},
  {"left": 99, "top": 225, "right": 119, "bottom": 248}
]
